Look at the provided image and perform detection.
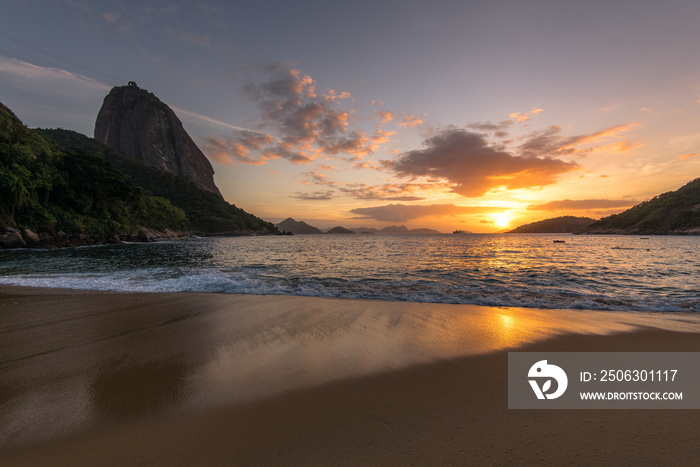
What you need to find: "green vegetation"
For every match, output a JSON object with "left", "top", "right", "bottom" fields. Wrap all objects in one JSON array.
[
  {"left": 36, "top": 128, "right": 277, "bottom": 234},
  {"left": 1, "top": 102, "right": 187, "bottom": 236},
  {"left": 2, "top": 101, "right": 275, "bottom": 241},
  {"left": 584, "top": 179, "right": 700, "bottom": 234},
  {"left": 508, "top": 216, "right": 595, "bottom": 233}
]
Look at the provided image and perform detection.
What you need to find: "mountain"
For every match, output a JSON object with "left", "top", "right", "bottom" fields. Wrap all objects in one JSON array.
[
  {"left": 36, "top": 128, "right": 277, "bottom": 235},
  {"left": 275, "top": 217, "right": 323, "bottom": 234},
  {"left": 95, "top": 82, "right": 221, "bottom": 196},
  {"left": 582, "top": 178, "right": 700, "bottom": 235},
  {"left": 508, "top": 216, "right": 595, "bottom": 233},
  {"left": 353, "top": 225, "right": 443, "bottom": 234},
  {"left": 1, "top": 101, "right": 189, "bottom": 247},
  {"left": 326, "top": 226, "right": 356, "bottom": 234}
]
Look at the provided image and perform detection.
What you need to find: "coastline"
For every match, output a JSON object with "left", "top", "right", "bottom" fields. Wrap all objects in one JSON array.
[{"left": 1, "top": 285, "right": 700, "bottom": 465}]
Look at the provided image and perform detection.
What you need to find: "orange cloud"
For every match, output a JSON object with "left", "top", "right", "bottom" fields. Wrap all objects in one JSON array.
[
  {"left": 509, "top": 108, "right": 544, "bottom": 123},
  {"left": 572, "top": 122, "right": 642, "bottom": 146},
  {"left": 205, "top": 130, "right": 314, "bottom": 166},
  {"left": 399, "top": 115, "right": 422, "bottom": 127},
  {"left": 375, "top": 110, "right": 396, "bottom": 124},
  {"left": 325, "top": 89, "right": 352, "bottom": 101},
  {"left": 392, "top": 128, "right": 578, "bottom": 197},
  {"left": 206, "top": 136, "right": 270, "bottom": 166},
  {"left": 339, "top": 182, "right": 436, "bottom": 201},
  {"left": 241, "top": 65, "right": 386, "bottom": 162},
  {"left": 591, "top": 140, "right": 644, "bottom": 154},
  {"left": 679, "top": 153, "right": 699, "bottom": 160},
  {"left": 518, "top": 122, "right": 642, "bottom": 158}
]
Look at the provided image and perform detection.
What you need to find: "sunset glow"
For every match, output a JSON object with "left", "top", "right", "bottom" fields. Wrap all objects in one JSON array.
[
  {"left": 493, "top": 213, "right": 513, "bottom": 229},
  {"left": 2, "top": 1, "right": 699, "bottom": 233}
]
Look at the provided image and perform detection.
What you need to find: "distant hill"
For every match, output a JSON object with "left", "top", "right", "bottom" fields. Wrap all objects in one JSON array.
[
  {"left": 508, "top": 216, "right": 596, "bottom": 233},
  {"left": 326, "top": 226, "right": 356, "bottom": 234},
  {"left": 273, "top": 220, "right": 442, "bottom": 235},
  {"left": 37, "top": 129, "right": 276, "bottom": 235},
  {"left": 275, "top": 217, "right": 323, "bottom": 234},
  {"left": 582, "top": 178, "right": 700, "bottom": 235},
  {"left": 353, "top": 225, "right": 442, "bottom": 234}
]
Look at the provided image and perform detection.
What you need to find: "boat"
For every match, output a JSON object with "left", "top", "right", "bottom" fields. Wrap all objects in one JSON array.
[
  {"left": 453, "top": 230, "right": 468, "bottom": 234},
  {"left": 553, "top": 240, "right": 566, "bottom": 243}
]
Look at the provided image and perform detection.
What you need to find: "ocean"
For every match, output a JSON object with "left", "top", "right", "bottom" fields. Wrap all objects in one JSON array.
[{"left": 0, "top": 233, "right": 698, "bottom": 312}]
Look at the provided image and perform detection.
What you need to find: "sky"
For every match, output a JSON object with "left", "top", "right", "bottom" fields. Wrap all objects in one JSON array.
[{"left": 2, "top": 0, "right": 700, "bottom": 232}]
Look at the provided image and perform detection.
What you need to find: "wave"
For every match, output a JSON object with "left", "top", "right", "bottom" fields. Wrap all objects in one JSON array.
[{"left": 1, "top": 269, "right": 697, "bottom": 313}]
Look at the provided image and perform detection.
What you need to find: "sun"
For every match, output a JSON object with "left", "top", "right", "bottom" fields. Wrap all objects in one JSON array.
[{"left": 492, "top": 212, "right": 513, "bottom": 228}]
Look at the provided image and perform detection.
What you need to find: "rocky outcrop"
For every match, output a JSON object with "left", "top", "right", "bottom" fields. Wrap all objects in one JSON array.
[
  {"left": 0, "top": 227, "right": 26, "bottom": 248},
  {"left": 94, "top": 82, "right": 221, "bottom": 197}
]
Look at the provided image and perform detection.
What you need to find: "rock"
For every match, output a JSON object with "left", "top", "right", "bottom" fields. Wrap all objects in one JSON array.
[
  {"left": 106, "top": 234, "right": 121, "bottom": 244},
  {"left": 22, "top": 229, "right": 40, "bottom": 244},
  {"left": 68, "top": 235, "right": 87, "bottom": 247},
  {"left": 1, "top": 231, "right": 26, "bottom": 248},
  {"left": 94, "top": 84, "right": 222, "bottom": 197},
  {"left": 136, "top": 229, "right": 153, "bottom": 242}
]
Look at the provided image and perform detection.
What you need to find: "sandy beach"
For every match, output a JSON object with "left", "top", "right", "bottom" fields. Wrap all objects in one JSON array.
[{"left": 1, "top": 285, "right": 699, "bottom": 465}]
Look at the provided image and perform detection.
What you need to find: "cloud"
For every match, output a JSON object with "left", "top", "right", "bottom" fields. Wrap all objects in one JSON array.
[
  {"left": 375, "top": 110, "right": 395, "bottom": 124},
  {"left": 390, "top": 128, "right": 579, "bottom": 197},
  {"left": 528, "top": 199, "right": 639, "bottom": 211},
  {"left": 679, "top": 153, "right": 699, "bottom": 160},
  {"left": 325, "top": 89, "right": 352, "bottom": 101},
  {"left": 303, "top": 168, "right": 337, "bottom": 186},
  {"left": 205, "top": 132, "right": 312, "bottom": 166},
  {"left": 518, "top": 123, "right": 642, "bottom": 158},
  {"left": 205, "top": 135, "right": 270, "bottom": 166},
  {"left": 467, "top": 120, "right": 513, "bottom": 133},
  {"left": 349, "top": 203, "right": 507, "bottom": 222},
  {"left": 0, "top": 55, "right": 111, "bottom": 90},
  {"left": 172, "top": 106, "right": 258, "bottom": 133},
  {"left": 339, "top": 183, "right": 426, "bottom": 201},
  {"left": 399, "top": 114, "right": 422, "bottom": 127},
  {"left": 509, "top": 108, "right": 544, "bottom": 123},
  {"left": 236, "top": 64, "right": 391, "bottom": 163},
  {"left": 591, "top": 141, "right": 643, "bottom": 153},
  {"left": 292, "top": 190, "right": 335, "bottom": 201}
]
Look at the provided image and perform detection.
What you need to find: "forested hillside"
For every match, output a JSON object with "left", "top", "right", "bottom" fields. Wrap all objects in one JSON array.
[
  {"left": 584, "top": 179, "right": 700, "bottom": 234},
  {"left": 37, "top": 128, "right": 277, "bottom": 234}
]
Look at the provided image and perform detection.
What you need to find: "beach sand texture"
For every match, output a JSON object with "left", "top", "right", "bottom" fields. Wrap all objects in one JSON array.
[{"left": 1, "top": 285, "right": 699, "bottom": 465}]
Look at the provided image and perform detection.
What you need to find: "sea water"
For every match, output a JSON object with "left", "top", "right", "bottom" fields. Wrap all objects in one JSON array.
[{"left": 0, "top": 233, "right": 698, "bottom": 312}]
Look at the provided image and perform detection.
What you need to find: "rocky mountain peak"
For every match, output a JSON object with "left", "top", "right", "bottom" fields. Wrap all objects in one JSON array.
[{"left": 94, "top": 83, "right": 221, "bottom": 197}]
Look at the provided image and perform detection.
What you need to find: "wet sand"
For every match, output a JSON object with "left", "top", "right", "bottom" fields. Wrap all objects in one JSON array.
[{"left": 1, "top": 285, "right": 699, "bottom": 465}]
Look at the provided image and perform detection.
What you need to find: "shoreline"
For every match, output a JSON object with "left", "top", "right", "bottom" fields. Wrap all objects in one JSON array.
[{"left": 2, "top": 285, "right": 700, "bottom": 465}]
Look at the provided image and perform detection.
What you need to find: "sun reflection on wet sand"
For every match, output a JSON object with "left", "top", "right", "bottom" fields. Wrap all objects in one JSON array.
[{"left": 2, "top": 287, "right": 700, "bottom": 451}]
